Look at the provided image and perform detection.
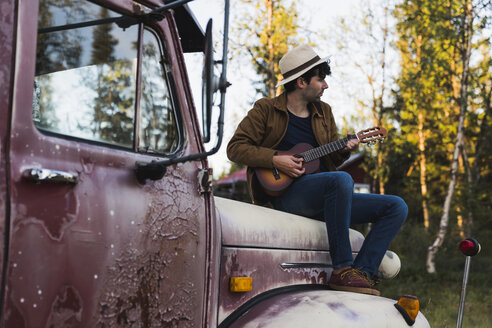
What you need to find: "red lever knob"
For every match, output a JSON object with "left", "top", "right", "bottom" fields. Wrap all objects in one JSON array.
[{"left": 459, "top": 238, "right": 481, "bottom": 257}]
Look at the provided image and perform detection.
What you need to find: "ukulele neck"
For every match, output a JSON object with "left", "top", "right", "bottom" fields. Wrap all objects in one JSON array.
[{"left": 301, "top": 135, "right": 357, "bottom": 163}]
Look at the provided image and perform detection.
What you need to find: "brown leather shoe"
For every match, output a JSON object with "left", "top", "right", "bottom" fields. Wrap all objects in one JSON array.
[{"left": 328, "top": 267, "right": 381, "bottom": 296}]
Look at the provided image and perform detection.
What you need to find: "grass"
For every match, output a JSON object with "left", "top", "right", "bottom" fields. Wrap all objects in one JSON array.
[
  {"left": 376, "top": 222, "right": 492, "bottom": 327},
  {"left": 382, "top": 271, "right": 492, "bottom": 327}
]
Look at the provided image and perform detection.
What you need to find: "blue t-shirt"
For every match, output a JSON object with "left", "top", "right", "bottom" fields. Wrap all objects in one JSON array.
[{"left": 276, "top": 111, "right": 319, "bottom": 151}]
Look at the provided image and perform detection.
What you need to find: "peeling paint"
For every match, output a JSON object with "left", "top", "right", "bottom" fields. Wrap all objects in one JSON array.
[
  {"left": 14, "top": 186, "right": 79, "bottom": 241},
  {"left": 229, "top": 290, "right": 430, "bottom": 328},
  {"left": 81, "top": 158, "right": 95, "bottom": 174},
  {"left": 218, "top": 247, "right": 337, "bottom": 321},
  {"left": 46, "top": 286, "right": 83, "bottom": 328},
  {"left": 96, "top": 163, "right": 204, "bottom": 327},
  {"left": 216, "top": 197, "right": 365, "bottom": 251}
]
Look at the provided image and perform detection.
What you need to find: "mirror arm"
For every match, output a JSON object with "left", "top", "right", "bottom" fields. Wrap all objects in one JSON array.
[
  {"left": 219, "top": 0, "right": 230, "bottom": 92},
  {"left": 152, "top": 0, "right": 196, "bottom": 14},
  {"left": 135, "top": 104, "right": 224, "bottom": 182},
  {"left": 136, "top": 0, "right": 230, "bottom": 183}
]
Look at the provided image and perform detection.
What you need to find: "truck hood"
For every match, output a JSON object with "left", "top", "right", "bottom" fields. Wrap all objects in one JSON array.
[
  {"left": 214, "top": 197, "right": 364, "bottom": 252},
  {"left": 227, "top": 288, "right": 430, "bottom": 328}
]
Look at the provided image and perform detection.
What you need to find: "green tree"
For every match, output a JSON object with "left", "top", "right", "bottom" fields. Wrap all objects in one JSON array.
[
  {"left": 35, "top": 0, "right": 84, "bottom": 130},
  {"left": 218, "top": 162, "right": 245, "bottom": 180},
  {"left": 91, "top": 8, "right": 118, "bottom": 64},
  {"left": 232, "top": 0, "right": 303, "bottom": 97},
  {"left": 220, "top": 0, "right": 304, "bottom": 184},
  {"left": 471, "top": 44, "right": 492, "bottom": 185},
  {"left": 139, "top": 33, "right": 179, "bottom": 153},
  {"left": 393, "top": 0, "right": 455, "bottom": 230},
  {"left": 89, "top": 8, "right": 134, "bottom": 146},
  {"left": 336, "top": 0, "right": 398, "bottom": 195},
  {"left": 394, "top": 0, "right": 491, "bottom": 272},
  {"left": 36, "top": 0, "right": 85, "bottom": 75}
]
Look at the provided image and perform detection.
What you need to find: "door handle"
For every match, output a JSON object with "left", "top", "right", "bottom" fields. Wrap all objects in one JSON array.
[{"left": 22, "top": 168, "right": 78, "bottom": 185}]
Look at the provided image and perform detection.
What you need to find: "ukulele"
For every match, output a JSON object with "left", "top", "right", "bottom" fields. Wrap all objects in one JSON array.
[{"left": 254, "top": 126, "right": 387, "bottom": 196}]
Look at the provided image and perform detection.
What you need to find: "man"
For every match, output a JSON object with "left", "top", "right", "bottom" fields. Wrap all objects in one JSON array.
[{"left": 227, "top": 44, "right": 407, "bottom": 296}]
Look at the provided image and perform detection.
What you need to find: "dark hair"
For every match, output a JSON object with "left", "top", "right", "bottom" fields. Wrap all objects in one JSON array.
[{"left": 283, "top": 61, "right": 331, "bottom": 93}]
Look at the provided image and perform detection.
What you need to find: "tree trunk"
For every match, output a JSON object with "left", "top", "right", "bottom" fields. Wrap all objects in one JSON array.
[
  {"left": 265, "top": 0, "right": 275, "bottom": 98},
  {"left": 461, "top": 147, "right": 474, "bottom": 236},
  {"left": 418, "top": 111, "right": 430, "bottom": 230},
  {"left": 377, "top": 6, "right": 388, "bottom": 195},
  {"left": 427, "top": 0, "right": 473, "bottom": 273},
  {"left": 427, "top": 130, "right": 464, "bottom": 273},
  {"left": 415, "top": 33, "right": 431, "bottom": 229},
  {"left": 457, "top": 212, "right": 465, "bottom": 239},
  {"left": 377, "top": 151, "right": 385, "bottom": 194}
]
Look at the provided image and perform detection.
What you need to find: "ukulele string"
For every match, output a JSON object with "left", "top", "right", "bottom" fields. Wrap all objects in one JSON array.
[{"left": 300, "top": 136, "right": 351, "bottom": 163}]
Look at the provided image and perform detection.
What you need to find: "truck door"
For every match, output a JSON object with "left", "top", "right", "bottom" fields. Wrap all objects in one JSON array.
[{"left": 5, "top": 0, "right": 210, "bottom": 326}]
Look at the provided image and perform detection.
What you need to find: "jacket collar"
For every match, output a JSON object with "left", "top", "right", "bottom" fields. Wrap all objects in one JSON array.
[
  {"left": 273, "top": 92, "right": 289, "bottom": 113},
  {"left": 273, "top": 92, "right": 323, "bottom": 117}
]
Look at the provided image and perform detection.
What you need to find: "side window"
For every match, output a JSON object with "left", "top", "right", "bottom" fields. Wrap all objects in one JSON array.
[
  {"left": 33, "top": 0, "right": 182, "bottom": 154},
  {"left": 139, "top": 30, "right": 181, "bottom": 154}
]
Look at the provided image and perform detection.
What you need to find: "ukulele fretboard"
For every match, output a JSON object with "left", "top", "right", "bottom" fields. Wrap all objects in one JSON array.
[{"left": 300, "top": 135, "right": 358, "bottom": 163}]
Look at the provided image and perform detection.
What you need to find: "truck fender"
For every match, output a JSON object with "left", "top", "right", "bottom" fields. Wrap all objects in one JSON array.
[{"left": 219, "top": 285, "right": 430, "bottom": 328}]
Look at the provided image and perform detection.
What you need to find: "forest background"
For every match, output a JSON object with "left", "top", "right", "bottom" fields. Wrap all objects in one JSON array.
[{"left": 185, "top": 0, "right": 492, "bottom": 326}]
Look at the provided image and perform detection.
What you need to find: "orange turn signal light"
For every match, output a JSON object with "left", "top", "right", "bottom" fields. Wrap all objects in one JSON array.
[
  {"left": 394, "top": 295, "right": 419, "bottom": 326},
  {"left": 229, "top": 277, "right": 253, "bottom": 292}
]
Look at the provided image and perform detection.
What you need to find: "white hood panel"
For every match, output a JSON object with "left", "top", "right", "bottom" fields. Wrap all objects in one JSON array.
[{"left": 215, "top": 197, "right": 364, "bottom": 251}]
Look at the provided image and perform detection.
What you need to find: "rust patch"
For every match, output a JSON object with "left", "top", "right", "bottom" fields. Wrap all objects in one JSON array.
[
  {"left": 218, "top": 247, "right": 333, "bottom": 321},
  {"left": 97, "top": 228, "right": 196, "bottom": 327},
  {"left": 224, "top": 250, "right": 240, "bottom": 275},
  {"left": 0, "top": 2, "right": 14, "bottom": 98},
  {"left": 46, "top": 286, "right": 83, "bottom": 328},
  {"left": 96, "top": 164, "right": 202, "bottom": 327},
  {"left": 132, "top": 2, "right": 144, "bottom": 15},
  {"left": 98, "top": 249, "right": 181, "bottom": 327}
]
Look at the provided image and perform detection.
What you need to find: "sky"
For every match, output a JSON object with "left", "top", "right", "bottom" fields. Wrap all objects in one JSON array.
[{"left": 183, "top": 0, "right": 374, "bottom": 178}]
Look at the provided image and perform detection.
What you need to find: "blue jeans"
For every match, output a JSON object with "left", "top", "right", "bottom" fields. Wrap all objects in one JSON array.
[{"left": 272, "top": 171, "right": 407, "bottom": 277}]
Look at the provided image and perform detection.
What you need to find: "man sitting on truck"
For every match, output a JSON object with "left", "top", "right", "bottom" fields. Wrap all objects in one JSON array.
[{"left": 226, "top": 44, "right": 407, "bottom": 296}]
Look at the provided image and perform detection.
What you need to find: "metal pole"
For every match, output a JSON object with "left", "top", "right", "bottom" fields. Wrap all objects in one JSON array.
[{"left": 456, "top": 256, "right": 471, "bottom": 328}]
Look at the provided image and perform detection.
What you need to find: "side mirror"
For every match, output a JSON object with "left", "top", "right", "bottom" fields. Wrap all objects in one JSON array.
[{"left": 202, "top": 19, "right": 218, "bottom": 143}]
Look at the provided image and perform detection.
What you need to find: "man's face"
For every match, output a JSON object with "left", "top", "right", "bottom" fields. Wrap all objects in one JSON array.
[{"left": 303, "top": 75, "right": 328, "bottom": 102}]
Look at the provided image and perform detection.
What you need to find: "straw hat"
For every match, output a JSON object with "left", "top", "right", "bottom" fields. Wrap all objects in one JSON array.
[{"left": 276, "top": 44, "right": 330, "bottom": 87}]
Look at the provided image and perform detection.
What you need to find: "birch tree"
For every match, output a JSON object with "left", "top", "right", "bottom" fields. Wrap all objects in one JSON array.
[
  {"left": 426, "top": 0, "right": 474, "bottom": 273},
  {"left": 394, "top": 0, "right": 491, "bottom": 258}
]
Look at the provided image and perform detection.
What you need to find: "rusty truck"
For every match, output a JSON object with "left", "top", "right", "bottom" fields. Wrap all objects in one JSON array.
[{"left": 0, "top": 0, "right": 430, "bottom": 326}]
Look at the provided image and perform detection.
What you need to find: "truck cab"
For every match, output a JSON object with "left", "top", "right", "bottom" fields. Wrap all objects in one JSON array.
[{"left": 0, "top": 0, "right": 429, "bottom": 326}]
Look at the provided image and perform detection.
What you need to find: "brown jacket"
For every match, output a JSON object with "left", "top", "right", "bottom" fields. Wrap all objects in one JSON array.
[{"left": 227, "top": 92, "right": 349, "bottom": 204}]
